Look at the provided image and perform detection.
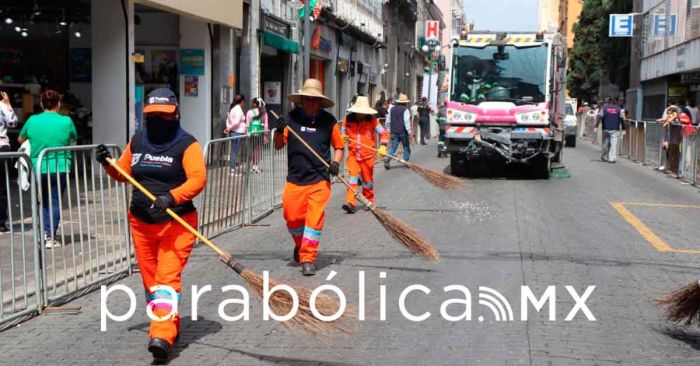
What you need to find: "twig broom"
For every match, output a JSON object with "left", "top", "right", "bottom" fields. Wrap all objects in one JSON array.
[
  {"left": 271, "top": 112, "right": 440, "bottom": 261},
  {"left": 348, "top": 139, "right": 464, "bottom": 191},
  {"left": 106, "top": 158, "right": 356, "bottom": 335},
  {"left": 654, "top": 280, "right": 700, "bottom": 327}
]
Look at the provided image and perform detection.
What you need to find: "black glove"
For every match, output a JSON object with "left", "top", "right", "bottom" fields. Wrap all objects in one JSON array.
[
  {"left": 151, "top": 194, "right": 175, "bottom": 215},
  {"left": 328, "top": 161, "right": 340, "bottom": 177},
  {"left": 275, "top": 116, "right": 288, "bottom": 131},
  {"left": 95, "top": 144, "right": 112, "bottom": 165}
]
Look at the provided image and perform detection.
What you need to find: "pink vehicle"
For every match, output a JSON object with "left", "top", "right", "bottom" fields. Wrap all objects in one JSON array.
[{"left": 446, "top": 31, "right": 567, "bottom": 179}]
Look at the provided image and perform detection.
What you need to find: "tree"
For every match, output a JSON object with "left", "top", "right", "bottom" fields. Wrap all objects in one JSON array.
[{"left": 568, "top": 0, "right": 633, "bottom": 102}]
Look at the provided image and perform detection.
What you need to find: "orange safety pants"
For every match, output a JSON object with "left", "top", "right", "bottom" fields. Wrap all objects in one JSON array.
[
  {"left": 282, "top": 180, "right": 331, "bottom": 264},
  {"left": 129, "top": 211, "right": 197, "bottom": 345},
  {"left": 345, "top": 155, "right": 375, "bottom": 206}
]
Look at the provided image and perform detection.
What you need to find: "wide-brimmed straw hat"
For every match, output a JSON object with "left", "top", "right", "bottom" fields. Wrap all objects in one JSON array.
[
  {"left": 395, "top": 94, "right": 410, "bottom": 104},
  {"left": 347, "top": 96, "right": 377, "bottom": 115},
  {"left": 288, "top": 79, "right": 335, "bottom": 108}
]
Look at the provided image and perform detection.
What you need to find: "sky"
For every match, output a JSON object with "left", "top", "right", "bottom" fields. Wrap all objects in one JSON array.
[{"left": 462, "top": 0, "right": 539, "bottom": 32}]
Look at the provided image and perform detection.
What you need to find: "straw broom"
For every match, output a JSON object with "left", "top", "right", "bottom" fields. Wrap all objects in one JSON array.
[
  {"left": 654, "top": 280, "right": 700, "bottom": 327},
  {"left": 105, "top": 158, "right": 356, "bottom": 335},
  {"left": 270, "top": 112, "right": 440, "bottom": 261},
  {"left": 347, "top": 139, "right": 464, "bottom": 191}
]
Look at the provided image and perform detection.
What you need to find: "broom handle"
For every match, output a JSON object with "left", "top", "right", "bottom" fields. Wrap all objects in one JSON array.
[
  {"left": 270, "top": 111, "right": 374, "bottom": 208},
  {"left": 345, "top": 138, "right": 411, "bottom": 166},
  {"left": 106, "top": 157, "right": 228, "bottom": 258}
]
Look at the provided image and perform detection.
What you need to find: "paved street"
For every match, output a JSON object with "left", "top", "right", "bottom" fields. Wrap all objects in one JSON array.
[{"left": 2, "top": 140, "right": 700, "bottom": 365}]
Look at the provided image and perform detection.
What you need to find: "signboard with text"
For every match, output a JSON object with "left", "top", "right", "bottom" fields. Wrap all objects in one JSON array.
[
  {"left": 425, "top": 20, "right": 440, "bottom": 41},
  {"left": 609, "top": 14, "right": 633, "bottom": 37}
]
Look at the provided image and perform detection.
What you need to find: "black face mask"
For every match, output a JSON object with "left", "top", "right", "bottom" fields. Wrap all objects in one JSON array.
[{"left": 146, "top": 117, "right": 180, "bottom": 145}]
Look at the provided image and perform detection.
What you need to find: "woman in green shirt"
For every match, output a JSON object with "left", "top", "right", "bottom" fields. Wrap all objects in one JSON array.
[{"left": 18, "top": 90, "right": 77, "bottom": 248}]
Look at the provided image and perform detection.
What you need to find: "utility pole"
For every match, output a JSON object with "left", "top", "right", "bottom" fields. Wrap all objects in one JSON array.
[{"left": 303, "top": 0, "right": 310, "bottom": 80}]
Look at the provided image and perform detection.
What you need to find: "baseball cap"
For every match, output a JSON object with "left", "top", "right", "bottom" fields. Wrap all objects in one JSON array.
[{"left": 144, "top": 88, "right": 178, "bottom": 114}]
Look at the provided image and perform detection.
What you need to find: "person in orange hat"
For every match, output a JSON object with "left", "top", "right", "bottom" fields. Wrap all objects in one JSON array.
[
  {"left": 340, "top": 96, "right": 388, "bottom": 213},
  {"left": 95, "top": 88, "right": 206, "bottom": 361},
  {"left": 274, "top": 79, "right": 344, "bottom": 276}
]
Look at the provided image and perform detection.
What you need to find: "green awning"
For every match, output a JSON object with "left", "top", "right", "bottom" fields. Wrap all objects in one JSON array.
[{"left": 262, "top": 31, "right": 300, "bottom": 54}]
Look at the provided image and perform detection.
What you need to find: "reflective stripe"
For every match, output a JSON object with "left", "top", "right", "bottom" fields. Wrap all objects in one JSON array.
[
  {"left": 148, "top": 289, "right": 182, "bottom": 302},
  {"left": 348, "top": 176, "right": 359, "bottom": 184},
  {"left": 364, "top": 182, "right": 374, "bottom": 189},
  {"left": 303, "top": 227, "right": 321, "bottom": 242},
  {"left": 288, "top": 227, "right": 304, "bottom": 235}
]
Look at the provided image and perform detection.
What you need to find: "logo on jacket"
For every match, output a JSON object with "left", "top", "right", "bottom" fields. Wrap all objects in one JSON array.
[
  {"left": 143, "top": 154, "right": 174, "bottom": 164},
  {"left": 301, "top": 126, "right": 317, "bottom": 133},
  {"left": 131, "top": 154, "right": 142, "bottom": 166}
]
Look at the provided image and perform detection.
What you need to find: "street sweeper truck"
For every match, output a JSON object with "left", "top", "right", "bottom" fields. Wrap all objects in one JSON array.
[{"left": 445, "top": 31, "right": 567, "bottom": 179}]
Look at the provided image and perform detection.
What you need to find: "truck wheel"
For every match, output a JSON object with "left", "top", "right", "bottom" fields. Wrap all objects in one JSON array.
[
  {"left": 450, "top": 152, "right": 468, "bottom": 177},
  {"left": 531, "top": 155, "right": 550, "bottom": 179}
]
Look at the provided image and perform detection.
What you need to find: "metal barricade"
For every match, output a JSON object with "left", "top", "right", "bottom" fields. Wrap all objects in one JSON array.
[
  {"left": 271, "top": 129, "right": 287, "bottom": 206},
  {"left": 199, "top": 134, "right": 251, "bottom": 238},
  {"left": 0, "top": 153, "right": 42, "bottom": 330},
  {"left": 247, "top": 131, "right": 275, "bottom": 222},
  {"left": 621, "top": 122, "right": 631, "bottom": 158},
  {"left": 36, "top": 145, "right": 131, "bottom": 306},
  {"left": 680, "top": 126, "right": 699, "bottom": 182},
  {"left": 644, "top": 122, "right": 663, "bottom": 167},
  {"left": 628, "top": 121, "right": 637, "bottom": 160}
]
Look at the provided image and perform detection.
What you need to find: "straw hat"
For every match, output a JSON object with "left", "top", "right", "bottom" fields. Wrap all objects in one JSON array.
[
  {"left": 395, "top": 93, "right": 410, "bottom": 104},
  {"left": 347, "top": 96, "right": 377, "bottom": 115},
  {"left": 288, "top": 79, "right": 335, "bottom": 108}
]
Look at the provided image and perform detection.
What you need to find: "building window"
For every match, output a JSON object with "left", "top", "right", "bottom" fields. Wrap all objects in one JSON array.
[{"left": 693, "top": 0, "right": 700, "bottom": 8}]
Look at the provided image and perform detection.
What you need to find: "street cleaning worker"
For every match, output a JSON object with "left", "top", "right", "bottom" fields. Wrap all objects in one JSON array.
[
  {"left": 95, "top": 88, "right": 206, "bottom": 361},
  {"left": 273, "top": 79, "right": 344, "bottom": 276},
  {"left": 384, "top": 94, "right": 412, "bottom": 170},
  {"left": 340, "top": 96, "right": 389, "bottom": 214},
  {"left": 437, "top": 102, "right": 448, "bottom": 158}
]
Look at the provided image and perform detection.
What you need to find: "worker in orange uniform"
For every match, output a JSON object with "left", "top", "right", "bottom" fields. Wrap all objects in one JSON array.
[
  {"left": 95, "top": 88, "right": 206, "bottom": 361},
  {"left": 273, "top": 79, "right": 344, "bottom": 276},
  {"left": 340, "top": 96, "right": 389, "bottom": 213}
]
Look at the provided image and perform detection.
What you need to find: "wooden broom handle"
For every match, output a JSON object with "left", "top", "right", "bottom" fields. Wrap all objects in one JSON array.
[
  {"left": 106, "top": 157, "right": 228, "bottom": 258},
  {"left": 345, "top": 138, "right": 408, "bottom": 165}
]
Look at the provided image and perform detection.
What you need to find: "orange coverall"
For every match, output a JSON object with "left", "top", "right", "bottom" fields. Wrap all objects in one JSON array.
[
  {"left": 104, "top": 141, "right": 206, "bottom": 345},
  {"left": 342, "top": 115, "right": 389, "bottom": 206}
]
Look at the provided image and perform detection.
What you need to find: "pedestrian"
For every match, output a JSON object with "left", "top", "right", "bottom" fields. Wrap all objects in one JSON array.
[
  {"left": 658, "top": 106, "right": 689, "bottom": 176},
  {"left": 0, "top": 84, "right": 18, "bottom": 233},
  {"left": 410, "top": 99, "right": 419, "bottom": 144},
  {"left": 686, "top": 99, "right": 699, "bottom": 126},
  {"left": 224, "top": 94, "right": 246, "bottom": 175},
  {"left": 437, "top": 102, "right": 448, "bottom": 158},
  {"left": 18, "top": 90, "right": 77, "bottom": 248},
  {"left": 418, "top": 96, "right": 432, "bottom": 145},
  {"left": 374, "top": 91, "right": 387, "bottom": 119},
  {"left": 95, "top": 88, "right": 206, "bottom": 361},
  {"left": 657, "top": 101, "right": 678, "bottom": 171},
  {"left": 384, "top": 93, "right": 412, "bottom": 170},
  {"left": 593, "top": 97, "right": 626, "bottom": 163},
  {"left": 273, "top": 78, "right": 344, "bottom": 276},
  {"left": 393, "top": 87, "right": 401, "bottom": 101},
  {"left": 246, "top": 98, "right": 268, "bottom": 173},
  {"left": 340, "top": 96, "right": 389, "bottom": 214}
]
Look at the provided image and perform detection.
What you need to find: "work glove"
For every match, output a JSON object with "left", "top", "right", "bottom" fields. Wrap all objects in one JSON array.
[
  {"left": 341, "top": 134, "right": 350, "bottom": 143},
  {"left": 274, "top": 115, "right": 288, "bottom": 131},
  {"left": 151, "top": 194, "right": 175, "bottom": 215},
  {"left": 377, "top": 144, "right": 388, "bottom": 158},
  {"left": 328, "top": 161, "right": 340, "bottom": 177},
  {"left": 95, "top": 144, "right": 112, "bottom": 166}
]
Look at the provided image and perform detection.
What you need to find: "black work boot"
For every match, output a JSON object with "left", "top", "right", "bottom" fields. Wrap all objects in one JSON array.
[
  {"left": 342, "top": 203, "right": 357, "bottom": 214},
  {"left": 383, "top": 159, "right": 390, "bottom": 170},
  {"left": 148, "top": 337, "right": 171, "bottom": 361},
  {"left": 300, "top": 262, "right": 316, "bottom": 276},
  {"left": 293, "top": 246, "right": 300, "bottom": 263}
]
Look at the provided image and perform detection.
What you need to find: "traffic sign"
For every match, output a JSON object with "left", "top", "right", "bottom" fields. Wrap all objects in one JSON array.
[
  {"left": 653, "top": 14, "right": 677, "bottom": 37},
  {"left": 609, "top": 14, "right": 633, "bottom": 37},
  {"left": 426, "top": 20, "right": 439, "bottom": 41}
]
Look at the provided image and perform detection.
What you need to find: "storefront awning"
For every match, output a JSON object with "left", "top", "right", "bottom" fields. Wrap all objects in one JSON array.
[
  {"left": 137, "top": 0, "right": 243, "bottom": 29},
  {"left": 262, "top": 31, "right": 300, "bottom": 54}
]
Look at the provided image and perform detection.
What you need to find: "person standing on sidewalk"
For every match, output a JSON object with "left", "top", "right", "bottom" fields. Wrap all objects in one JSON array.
[
  {"left": 224, "top": 94, "right": 246, "bottom": 175},
  {"left": 246, "top": 98, "right": 268, "bottom": 174},
  {"left": 340, "top": 96, "right": 389, "bottom": 214},
  {"left": 594, "top": 97, "right": 626, "bottom": 163},
  {"left": 436, "top": 102, "right": 448, "bottom": 158},
  {"left": 417, "top": 97, "right": 432, "bottom": 145},
  {"left": 384, "top": 94, "right": 412, "bottom": 170},
  {"left": 658, "top": 106, "right": 690, "bottom": 177},
  {"left": 18, "top": 90, "right": 77, "bottom": 248},
  {"left": 273, "top": 79, "right": 344, "bottom": 276},
  {"left": 95, "top": 88, "right": 206, "bottom": 361},
  {"left": 0, "top": 85, "right": 18, "bottom": 233}
]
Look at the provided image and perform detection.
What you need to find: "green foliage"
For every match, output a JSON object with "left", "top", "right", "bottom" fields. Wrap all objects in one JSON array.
[{"left": 568, "top": 0, "right": 632, "bottom": 101}]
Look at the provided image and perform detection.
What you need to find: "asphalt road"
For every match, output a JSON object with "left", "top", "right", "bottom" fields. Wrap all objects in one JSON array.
[{"left": 2, "top": 139, "right": 700, "bottom": 365}]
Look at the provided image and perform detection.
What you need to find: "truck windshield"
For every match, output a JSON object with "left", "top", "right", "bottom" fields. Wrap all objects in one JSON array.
[{"left": 451, "top": 45, "right": 548, "bottom": 105}]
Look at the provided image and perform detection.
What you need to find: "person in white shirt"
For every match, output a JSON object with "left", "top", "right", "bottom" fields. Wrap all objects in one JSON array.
[
  {"left": 0, "top": 86, "right": 18, "bottom": 232},
  {"left": 383, "top": 94, "right": 412, "bottom": 170},
  {"left": 686, "top": 99, "right": 699, "bottom": 126},
  {"left": 224, "top": 94, "right": 247, "bottom": 173}
]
